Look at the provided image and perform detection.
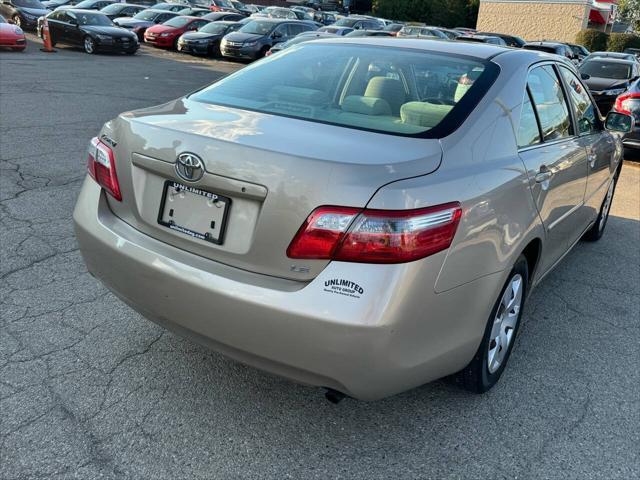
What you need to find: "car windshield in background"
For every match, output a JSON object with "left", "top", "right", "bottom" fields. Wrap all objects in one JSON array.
[
  {"left": 191, "top": 44, "right": 492, "bottom": 136},
  {"left": 134, "top": 10, "right": 159, "bottom": 20},
  {"left": 199, "top": 22, "right": 229, "bottom": 34},
  {"left": 75, "top": 0, "right": 100, "bottom": 7},
  {"left": 334, "top": 18, "right": 361, "bottom": 27},
  {"left": 213, "top": 0, "right": 233, "bottom": 7},
  {"left": 525, "top": 45, "right": 557, "bottom": 54},
  {"left": 76, "top": 13, "right": 113, "bottom": 26},
  {"left": 163, "top": 16, "right": 191, "bottom": 28},
  {"left": 581, "top": 61, "right": 632, "bottom": 80},
  {"left": 101, "top": 4, "right": 124, "bottom": 14},
  {"left": 14, "top": 0, "right": 46, "bottom": 7},
  {"left": 239, "top": 20, "right": 275, "bottom": 35}
]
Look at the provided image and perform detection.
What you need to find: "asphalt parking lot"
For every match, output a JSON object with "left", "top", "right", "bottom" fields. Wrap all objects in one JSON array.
[{"left": 1, "top": 35, "right": 639, "bottom": 480}]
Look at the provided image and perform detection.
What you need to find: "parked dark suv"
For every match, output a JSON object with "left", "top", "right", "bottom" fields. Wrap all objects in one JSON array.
[{"left": 220, "top": 18, "right": 315, "bottom": 60}]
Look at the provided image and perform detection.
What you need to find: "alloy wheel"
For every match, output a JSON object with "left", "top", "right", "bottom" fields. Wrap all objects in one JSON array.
[
  {"left": 84, "top": 37, "right": 95, "bottom": 54},
  {"left": 487, "top": 273, "right": 523, "bottom": 374},
  {"left": 13, "top": 15, "right": 21, "bottom": 28}
]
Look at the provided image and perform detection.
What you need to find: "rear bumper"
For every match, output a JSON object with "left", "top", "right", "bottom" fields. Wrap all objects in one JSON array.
[{"left": 74, "top": 178, "right": 503, "bottom": 400}]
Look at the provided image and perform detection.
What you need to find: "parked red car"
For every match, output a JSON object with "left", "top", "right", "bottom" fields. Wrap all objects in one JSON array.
[
  {"left": 0, "top": 14, "right": 26, "bottom": 51},
  {"left": 144, "top": 15, "right": 209, "bottom": 49}
]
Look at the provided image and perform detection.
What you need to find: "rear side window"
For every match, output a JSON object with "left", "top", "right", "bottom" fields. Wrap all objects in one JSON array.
[
  {"left": 517, "top": 90, "right": 541, "bottom": 148},
  {"left": 190, "top": 44, "right": 498, "bottom": 137},
  {"left": 527, "top": 65, "right": 572, "bottom": 141},
  {"left": 559, "top": 66, "right": 599, "bottom": 134}
]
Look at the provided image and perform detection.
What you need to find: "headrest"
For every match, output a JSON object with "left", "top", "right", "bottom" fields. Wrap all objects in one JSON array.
[
  {"left": 342, "top": 96, "right": 392, "bottom": 116},
  {"left": 400, "top": 102, "right": 454, "bottom": 128},
  {"left": 267, "top": 86, "right": 329, "bottom": 105}
]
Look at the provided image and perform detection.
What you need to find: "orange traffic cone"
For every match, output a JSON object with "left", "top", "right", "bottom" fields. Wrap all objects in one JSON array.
[{"left": 40, "top": 18, "right": 56, "bottom": 53}]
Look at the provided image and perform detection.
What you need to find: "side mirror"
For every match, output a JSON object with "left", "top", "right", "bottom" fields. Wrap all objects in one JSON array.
[
  {"left": 580, "top": 72, "right": 590, "bottom": 80},
  {"left": 272, "top": 31, "right": 282, "bottom": 39},
  {"left": 605, "top": 112, "right": 634, "bottom": 133}
]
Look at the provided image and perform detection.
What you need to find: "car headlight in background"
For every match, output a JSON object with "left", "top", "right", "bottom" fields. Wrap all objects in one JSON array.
[
  {"left": 96, "top": 34, "right": 113, "bottom": 43},
  {"left": 15, "top": 27, "right": 24, "bottom": 34},
  {"left": 160, "top": 32, "right": 171, "bottom": 37},
  {"left": 244, "top": 41, "right": 258, "bottom": 47},
  {"left": 602, "top": 88, "right": 627, "bottom": 96},
  {"left": 22, "top": 13, "right": 37, "bottom": 21}
]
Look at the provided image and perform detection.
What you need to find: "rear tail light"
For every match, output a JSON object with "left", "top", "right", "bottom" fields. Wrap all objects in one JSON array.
[
  {"left": 287, "top": 203, "right": 462, "bottom": 264},
  {"left": 87, "top": 137, "right": 122, "bottom": 201},
  {"left": 613, "top": 92, "right": 640, "bottom": 116}
]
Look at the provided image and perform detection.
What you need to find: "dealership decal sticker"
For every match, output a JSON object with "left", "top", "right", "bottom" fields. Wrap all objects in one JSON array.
[{"left": 324, "top": 279, "right": 364, "bottom": 299}]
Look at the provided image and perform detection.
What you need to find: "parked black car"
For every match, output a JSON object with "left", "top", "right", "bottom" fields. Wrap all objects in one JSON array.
[
  {"left": 113, "top": 8, "right": 178, "bottom": 39},
  {"left": 523, "top": 41, "right": 576, "bottom": 61},
  {"left": 176, "top": 19, "right": 239, "bottom": 56},
  {"left": 220, "top": 18, "right": 315, "bottom": 60},
  {"left": 612, "top": 78, "right": 640, "bottom": 150},
  {"left": 0, "top": 0, "right": 49, "bottom": 30},
  {"left": 100, "top": 2, "right": 146, "bottom": 21},
  {"left": 45, "top": 8, "right": 138, "bottom": 53},
  {"left": 580, "top": 58, "right": 640, "bottom": 114},
  {"left": 476, "top": 31, "right": 525, "bottom": 47}
]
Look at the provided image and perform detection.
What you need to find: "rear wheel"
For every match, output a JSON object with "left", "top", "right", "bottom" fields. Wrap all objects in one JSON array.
[
  {"left": 12, "top": 15, "right": 21, "bottom": 29},
  {"left": 583, "top": 172, "right": 619, "bottom": 242},
  {"left": 83, "top": 36, "right": 96, "bottom": 54},
  {"left": 456, "top": 255, "right": 528, "bottom": 393}
]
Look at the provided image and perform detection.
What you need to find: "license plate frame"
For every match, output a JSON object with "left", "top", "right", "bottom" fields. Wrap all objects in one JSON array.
[{"left": 157, "top": 180, "right": 232, "bottom": 245}]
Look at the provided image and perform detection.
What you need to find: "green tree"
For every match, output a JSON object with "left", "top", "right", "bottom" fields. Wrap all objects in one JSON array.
[
  {"left": 372, "top": 0, "right": 479, "bottom": 28},
  {"left": 618, "top": 0, "right": 640, "bottom": 31}
]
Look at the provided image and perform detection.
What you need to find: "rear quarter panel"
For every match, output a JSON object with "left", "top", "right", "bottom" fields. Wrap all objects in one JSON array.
[{"left": 367, "top": 51, "right": 545, "bottom": 293}]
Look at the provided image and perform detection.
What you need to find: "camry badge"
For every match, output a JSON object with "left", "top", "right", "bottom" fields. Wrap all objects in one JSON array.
[{"left": 175, "top": 153, "right": 204, "bottom": 182}]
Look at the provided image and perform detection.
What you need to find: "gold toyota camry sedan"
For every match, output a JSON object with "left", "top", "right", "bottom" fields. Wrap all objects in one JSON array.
[{"left": 74, "top": 38, "right": 634, "bottom": 400}]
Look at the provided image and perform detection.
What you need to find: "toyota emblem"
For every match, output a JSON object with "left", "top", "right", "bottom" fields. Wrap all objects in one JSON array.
[{"left": 175, "top": 153, "right": 204, "bottom": 182}]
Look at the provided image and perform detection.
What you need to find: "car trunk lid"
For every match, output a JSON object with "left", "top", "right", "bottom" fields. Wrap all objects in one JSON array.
[{"left": 102, "top": 98, "right": 443, "bottom": 281}]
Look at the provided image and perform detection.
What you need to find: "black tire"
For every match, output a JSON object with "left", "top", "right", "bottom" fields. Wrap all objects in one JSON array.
[
  {"left": 125, "top": 50, "right": 136, "bottom": 55},
  {"left": 583, "top": 168, "right": 620, "bottom": 242},
  {"left": 456, "top": 255, "right": 529, "bottom": 393},
  {"left": 258, "top": 45, "right": 270, "bottom": 58}
]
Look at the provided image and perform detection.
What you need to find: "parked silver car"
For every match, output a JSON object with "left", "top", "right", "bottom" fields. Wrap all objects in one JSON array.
[{"left": 74, "top": 38, "right": 633, "bottom": 401}]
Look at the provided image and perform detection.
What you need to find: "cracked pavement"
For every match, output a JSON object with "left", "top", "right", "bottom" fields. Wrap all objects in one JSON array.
[{"left": 1, "top": 37, "right": 639, "bottom": 480}]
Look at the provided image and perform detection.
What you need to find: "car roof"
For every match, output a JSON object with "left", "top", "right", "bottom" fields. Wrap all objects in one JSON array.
[
  {"left": 582, "top": 57, "right": 637, "bottom": 65},
  {"left": 311, "top": 37, "right": 510, "bottom": 59}
]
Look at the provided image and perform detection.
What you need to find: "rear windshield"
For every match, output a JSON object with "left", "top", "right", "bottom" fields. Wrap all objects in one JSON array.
[
  {"left": 191, "top": 44, "right": 497, "bottom": 137},
  {"left": 580, "top": 61, "right": 632, "bottom": 80}
]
